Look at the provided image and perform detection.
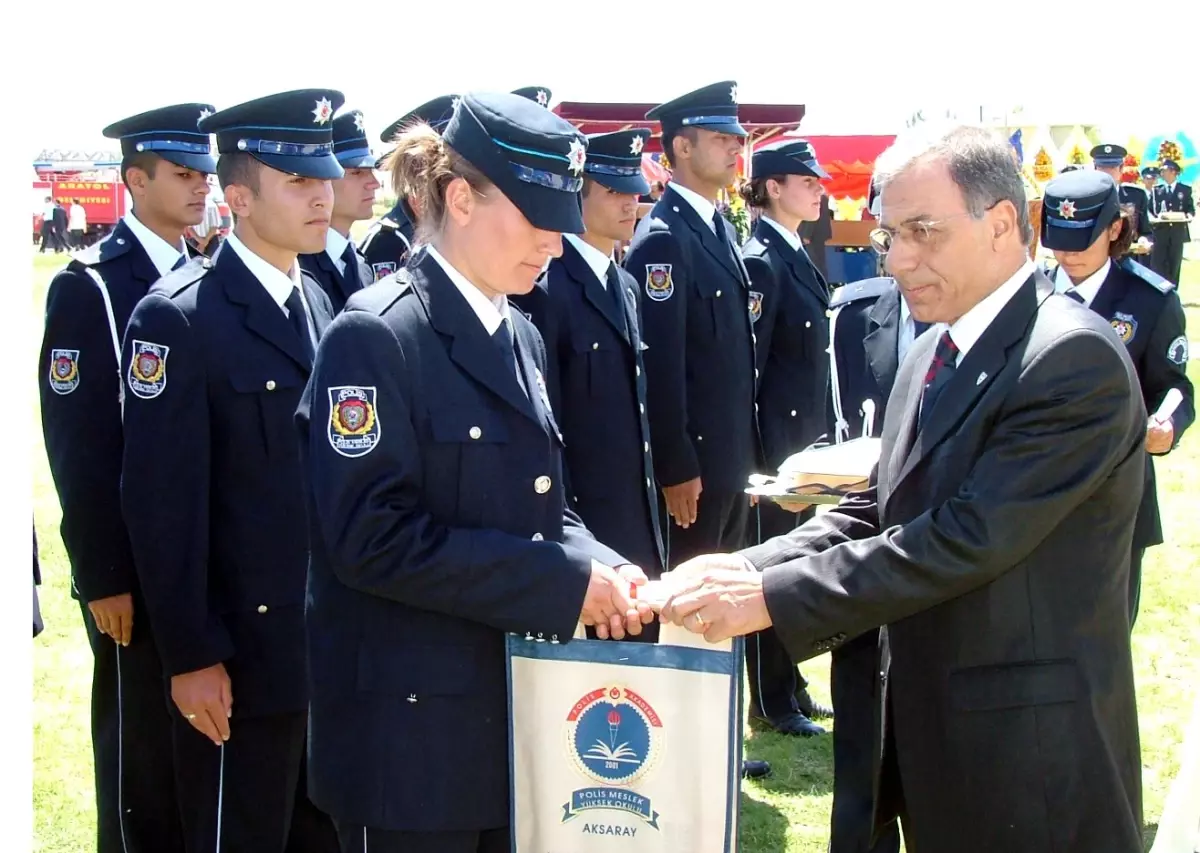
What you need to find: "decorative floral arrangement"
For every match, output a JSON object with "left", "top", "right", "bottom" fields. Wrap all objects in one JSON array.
[
  {"left": 1157, "top": 139, "right": 1183, "bottom": 165},
  {"left": 1068, "top": 145, "right": 1087, "bottom": 165},
  {"left": 1032, "top": 147, "right": 1054, "bottom": 182},
  {"left": 718, "top": 184, "right": 750, "bottom": 244},
  {"left": 1120, "top": 152, "right": 1141, "bottom": 184}
]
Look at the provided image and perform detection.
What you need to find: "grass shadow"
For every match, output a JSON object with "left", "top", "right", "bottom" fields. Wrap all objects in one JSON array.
[
  {"left": 739, "top": 789, "right": 791, "bottom": 853},
  {"left": 1142, "top": 821, "right": 1157, "bottom": 850}
]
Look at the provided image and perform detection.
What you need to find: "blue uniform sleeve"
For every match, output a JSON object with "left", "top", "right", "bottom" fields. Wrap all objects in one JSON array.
[
  {"left": 1144, "top": 291, "right": 1194, "bottom": 449},
  {"left": 298, "top": 310, "right": 593, "bottom": 640},
  {"left": 623, "top": 230, "right": 698, "bottom": 487},
  {"left": 120, "top": 294, "right": 232, "bottom": 676},
  {"left": 39, "top": 267, "right": 135, "bottom": 602}
]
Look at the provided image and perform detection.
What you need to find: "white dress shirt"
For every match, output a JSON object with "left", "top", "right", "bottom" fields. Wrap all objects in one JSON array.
[
  {"left": 760, "top": 216, "right": 803, "bottom": 251},
  {"left": 564, "top": 233, "right": 612, "bottom": 288},
  {"left": 668, "top": 182, "right": 718, "bottom": 232},
  {"left": 1053, "top": 259, "right": 1110, "bottom": 308},
  {"left": 224, "top": 233, "right": 317, "bottom": 348},
  {"left": 122, "top": 212, "right": 187, "bottom": 278},
  {"left": 946, "top": 259, "right": 1037, "bottom": 361},
  {"left": 324, "top": 228, "right": 351, "bottom": 276}
]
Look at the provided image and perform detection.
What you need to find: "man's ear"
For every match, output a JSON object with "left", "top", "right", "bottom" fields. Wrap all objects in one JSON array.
[{"left": 224, "top": 184, "right": 254, "bottom": 219}]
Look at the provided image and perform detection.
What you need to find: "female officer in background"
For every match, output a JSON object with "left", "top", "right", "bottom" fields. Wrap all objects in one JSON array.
[
  {"left": 1040, "top": 169, "right": 1192, "bottom": 629},
  {"left": 295, "top": 92, "right": 653, "bottom": 853}
]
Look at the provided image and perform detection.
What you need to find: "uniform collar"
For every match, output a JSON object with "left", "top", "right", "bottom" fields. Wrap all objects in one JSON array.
[
  {"left": 761, "top": 215, "right": 802, "bottom": 251},
  {"left": 669, "top": 182, "right": 718, "bottom": 231},
  {"left": 948, "top": 259, "right": 1035, "bottom": 361},
  {"left": 1053, "top": 259, "right": 1110, "bottom": 307},
  {"left": 224, "top": 232, "right": 303, "bottom": 310},
  {"left": 426, "top": 245, "right": 512, "bottom": 335},
  {"left": 121, "top": 212, "right": 187, "bottom": 278},
  {"left": 324, "top": 228, "right": 351, "bottom": 270},
  {"left": 564, "top": 233, "right": 612, "bottom": 288}
]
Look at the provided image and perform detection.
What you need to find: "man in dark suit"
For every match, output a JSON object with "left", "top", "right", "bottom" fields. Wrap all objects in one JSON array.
[
  {"left": 1150, "top": 158, "right": 1193, "bottom": 284},
  {"left": 361, "top": 95, "right": 457, "bottom": 279},
  {"left": 38, "top": 102, "right": 217, "bottom": 853},
  {"left": 662, "top": 125, "right": 1146, "bottom": 852},
  {"left": 511, "top": 129, "right": 664, "bottom": 600},
  {"left": 299, "top": 108, "right": 378, "bottom": 312},
  {"left": 120, "top": 89, "right": 342, "bottom": 853}
]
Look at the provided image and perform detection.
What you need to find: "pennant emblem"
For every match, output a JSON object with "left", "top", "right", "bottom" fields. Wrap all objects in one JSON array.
[
  {"left": 328, "top": 386, "right": 380, "bottom": 458},
  {"left": 127, "top": 340, "right": 169, "bottom": 400},
  {"left": 48, "top": 348, "right": 80, "bottom": 395}
]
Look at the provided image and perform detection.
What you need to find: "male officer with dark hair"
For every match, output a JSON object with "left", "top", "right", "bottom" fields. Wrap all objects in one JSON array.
[
  {"left": 512, "top": 128, "right": 664, "bottom": 619},
  {"left": 361, "top": 94, "right": 457, "bottom": 278},
  {"left": 1150, "top": 158, "right": 1194, "bottom": 284},
  {"left": 299, "top": 107, "right": 378, "bottom": 312},
  {"left": 623, "top": 81, "right": 767, "bottom": 778},
  {"left": 39, "top": 101, "right": 216, "bottom": 853},
  {"left": 1091, "top": 144, "right": 1153, "bottom": 249},
  {"left": 120, "top": 88, "right": 343, "bottom": 853}
]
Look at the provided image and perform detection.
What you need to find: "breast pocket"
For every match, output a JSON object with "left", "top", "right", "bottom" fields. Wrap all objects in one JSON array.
[
  {"left": 227, "top": 369, "right": 305, "bottom": 458},
  {"left": 428, "top": 404, "right": 510, "bottom": 527},
  {"left": 572, "top": 336, "right": 621, "bottom": 397}
]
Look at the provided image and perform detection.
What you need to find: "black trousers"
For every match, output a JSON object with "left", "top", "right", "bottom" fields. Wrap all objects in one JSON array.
[
  {"left": 745, "top": 502, "right": 814, "bottom": 718},
  {"left": 334, "top": 822, "right": 509, "bottom": 853},
  {"left": 79, "top": 598, "right": 183, "bottom": 853},
  {"left": 1152, "top": 223, "right": 1187, "bottom": 283},
  {"left": 172, "top": 709, "right": 338, "bottom": 853},
  {"left": 1129, "top": 546, "right": 1146, "bottom": 630},
  {"left": 829, "top": 631, "right": 901, "bottom": 853},
  {"left": 661, "top": 486, "right": 750, "bottom": 565}
]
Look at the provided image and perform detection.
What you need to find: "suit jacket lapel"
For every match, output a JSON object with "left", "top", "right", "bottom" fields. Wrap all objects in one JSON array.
[
  {"left": 221, "top": 250, "right": 313, "bottom": 371},
  {"left": 412, "top": 254, "right": 542, "bottom": 426},
  {"left": 863, "top": 286, "right": 901, "bottom": 401},
  {"left": 893, "top": 274, "right": 1049, "bottom": 492},
  {"left": 667, "top": 187, "right": 740, "bottom": 281},
  {"left": 562, "top": 242, "right": 628, "bottom": 344}
]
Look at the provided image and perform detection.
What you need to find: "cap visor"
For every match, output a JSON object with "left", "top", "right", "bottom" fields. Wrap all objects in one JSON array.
[
  {"left": 808, "top": 162, "right": 830, "bottom": 180},
  {"left": 517, "top": 185, "right": 586, "bottom": 234},
  {"left": 1041, "top": 223, "right": 1099, "bottom": 253},
  {"left": 159, "top": 151, "right": 218, "bottom": 174},
  {"left": 588, "top": 173, "right": 651, "bottom": 196},
  {"left": 337, "top": 152, "right": 379, "bottom": 169},
  {"left": 251, "top": 152, "right": 345, "bottom": 180},
  {"left": 713, "top": 121, "right": 748, "bottom": 138}
]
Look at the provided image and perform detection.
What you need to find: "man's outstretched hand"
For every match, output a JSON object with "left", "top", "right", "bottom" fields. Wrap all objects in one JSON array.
[{"left": 658, "top": 554, "right": 772, "bottom": 643}]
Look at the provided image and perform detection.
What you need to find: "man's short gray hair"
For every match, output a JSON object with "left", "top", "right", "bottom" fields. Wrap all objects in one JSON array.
[{"left": 872, "top": 123, "right": 1032, "bottom": 246}]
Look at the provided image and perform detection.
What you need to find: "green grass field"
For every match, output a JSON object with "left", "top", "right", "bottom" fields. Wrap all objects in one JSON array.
[{"left": 32, "top": 249, "right": 1200, "bottom": 851}]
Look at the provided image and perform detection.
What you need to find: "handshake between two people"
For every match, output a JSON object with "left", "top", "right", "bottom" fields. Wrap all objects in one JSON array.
[{"left": 580, "top": 554, "right": 772, "bottom": 644}]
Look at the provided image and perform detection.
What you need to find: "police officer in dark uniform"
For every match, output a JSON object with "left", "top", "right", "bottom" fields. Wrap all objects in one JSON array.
[
  {"left": 39, "top": 101, "right": 217, "bottom": 853},
  {"left": 738, "top": 139, "right": 833, "bottom": 737},
  {"left": 360, "top": 95, "right": 457, "bottom": 279},
  {"left": 510, "top": 129, "right": 665, "bottom": 601},
  {"left": 120, "top": 89, "right": 345, "bottom": 853},
  {"left": 299, "top": 107, "right": 378, "bottom": 312},
  {"left": 1149, "top": 158, "right": 1194, "bottom": 284},
  {"left": 1040, "top": 170, "right": 1193, "bottom": 628},
  {"left": 821, "top": 273, "right": 911, "bottom": 853},
  {"left": 623, "top": 81, "right": 768, "bottom": 778},
  {"left": 1091, "top": 144, "right": 1153, "bottom": 247},
  {"left": 296, "top": 92, "right": 652, "bottom": 853}
]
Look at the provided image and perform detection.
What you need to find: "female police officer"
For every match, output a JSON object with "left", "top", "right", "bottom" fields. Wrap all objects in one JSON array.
[
  {"left": 295, "top": 92, "right": 653, "bottom": 853},
  {"left": 1041, "top": 169, "right": 1193, "bottom": 629}
]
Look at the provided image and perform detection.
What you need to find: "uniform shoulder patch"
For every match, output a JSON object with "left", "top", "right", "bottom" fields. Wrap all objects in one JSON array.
[
  {"left": 748, "top": 291, "right": 763, "bottom": 323},
  {"left": 1110, "top": 312, "right": 1138, "bottom": 345},
  {"left": 830, "top": 276, "right": 894, "bottom": 308},
  {"left": 1168, "top": 334, "right": 1189, "bottom": 365},
  {"left": 371, "top": 261, "right": 396, "bottom": 281},
  {"left": 644, "top": 264, "right": 674, "bottom": 301},
  {"left": 48, "top": 349, "right": 80, "bottom": 395},
  {"left": 1120, "top": 257, "right": 1175, "bottom": 293},
  {"left": 127, "top": 340, "right": 170, "bottom": 399},
  {"left": 327, "top": 386, "right": 380, "bottom": 458}
]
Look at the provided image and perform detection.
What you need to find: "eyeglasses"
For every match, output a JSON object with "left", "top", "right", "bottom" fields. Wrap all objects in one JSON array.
[{"left": 868, "top": 211, "right": 979, "bottom": 255}]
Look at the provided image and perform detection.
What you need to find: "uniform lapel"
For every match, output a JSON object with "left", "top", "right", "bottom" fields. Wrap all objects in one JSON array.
[
  {"left": 412, "top": 254, "right": 542, "bottom": 426},
  {"left": 107, "top": 220, "right": 170, "bottom": 290},
  {"left": 220, "top": 249, "right": 313, "bottom": 371},
  {"left": 666, "top": 187, "right": 741, "bottom": 281},
  {"left": 863, "top": 286, "right": 901, "bottom": 400},
  {"left": 562, "top": 241, "right": 627, "bottom": 344},
  {"left": 301, "top": 273, "right": 334, "bottom": 341},
  {"left": 892, "top": 274, "right": 1047, "bottom": 493},
  {"left": 312, "top": 249, "right": 357, "bottom": 303}
]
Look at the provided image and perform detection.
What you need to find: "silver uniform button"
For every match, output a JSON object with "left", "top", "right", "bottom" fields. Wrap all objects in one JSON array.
[
  {"left": 805, "top": 321, "right": 812, "bottom": 328},
  {"left": 469, "top": 426, "right": 482, "bottom": 439},
  {"left": 640, "top": 403, "right": 645, "bottom": 414},
  {"left": 532, "top": 532, "right": 544, "bottom": 541},
  {"left": 592, "top": 342, "right": 599, "bottom": 350},
  {"left": 636, "top": 366, "right": 641, "bottom": 377},
  {"left": 534, "top": 476, "right": 552, "bottom": 494},
  {"left": 716, "top": 290, "right": 722, "bottom": 297},
  {"left": 790, "top": 410, "right": 797, "bottom": 417},
  {"left": 644, "top": 442, "right": 649, "bottom": 453},
  {"left": 407, "top": 694, "right": 417, "bottom": 704},
  {"left": 672, "top": 206, "right": 680, "bottom": 212},
  {"left": 257, "top": 605, "right": 268, "bottom": 614},
  {"left": 697, "top": 435, "right": 703, "bottom": 441},
  {"left": 265, "top": 380, "right": 276, "bottom": 391}
]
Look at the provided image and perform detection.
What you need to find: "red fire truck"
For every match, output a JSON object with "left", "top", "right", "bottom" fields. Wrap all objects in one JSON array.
[{"left": 33, "top": 150, "right": 128, "bottom": 245}]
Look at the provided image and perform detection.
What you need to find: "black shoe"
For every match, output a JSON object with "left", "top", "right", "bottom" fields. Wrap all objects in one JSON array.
[
  {"left": 765, "top": 711, "right": 826, "bottom": 737},
  {"left": 742, "top": 759, "right": 771, "bottom": 779},
  {"left": 795, "top": 686, "right": 834, "bottom": 720}
]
